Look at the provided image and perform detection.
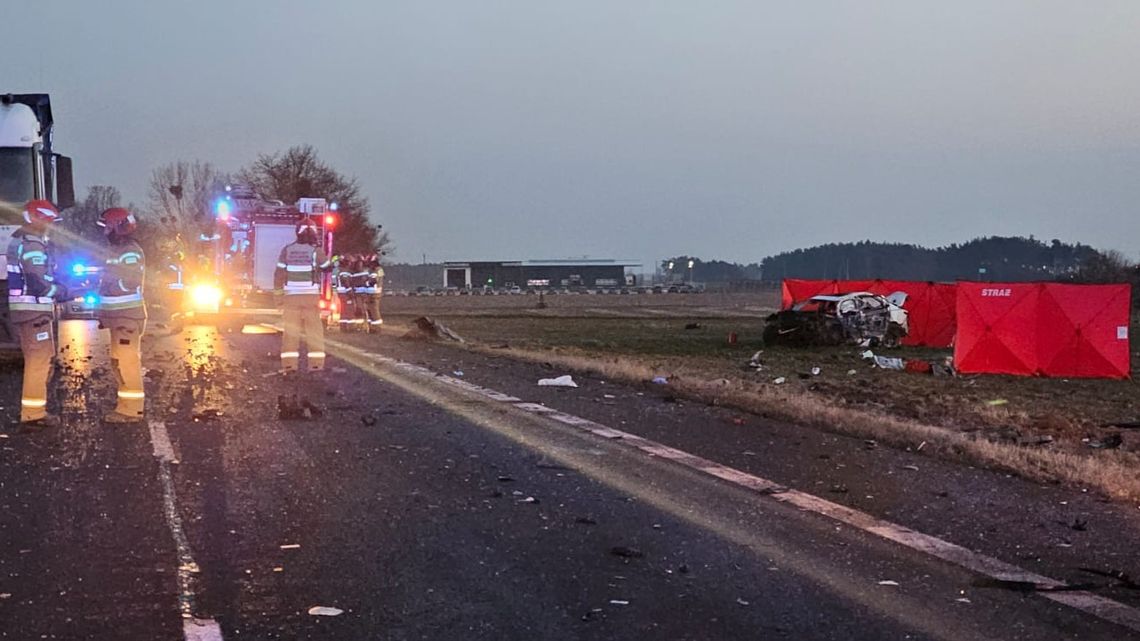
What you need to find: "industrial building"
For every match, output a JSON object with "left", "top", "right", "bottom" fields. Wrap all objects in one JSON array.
[{"left": 443, "top": 259, "right": 640, "bottom": 289}]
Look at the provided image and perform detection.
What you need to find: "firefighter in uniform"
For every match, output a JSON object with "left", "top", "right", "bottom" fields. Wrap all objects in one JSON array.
[
  {"left": 274, "top": 218, "right": 332, "bottom": 371},
  {"left": 7, "top": 200, "right": 67, "bottom": 427},
  {"left": 347, "top": 255, "right": 369, "bottom": 331},
  {"left": 335, "top": 255, "right": 356, "bottom": 332},
  {"left": 97, "top": 208, "right": 148, "bottom": 423},
  {"left": 360, "top": 253, "right": 384, "bottom": 332}
]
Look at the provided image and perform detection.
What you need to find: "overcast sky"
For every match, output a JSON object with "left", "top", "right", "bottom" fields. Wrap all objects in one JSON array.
[{"left": 9, "top": 1, "right": 1140, "bottom": 267}]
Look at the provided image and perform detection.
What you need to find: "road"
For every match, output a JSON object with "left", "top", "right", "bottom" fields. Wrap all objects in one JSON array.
[{"left": 1, "top": 319, "right": 1138, "bottom": 640}]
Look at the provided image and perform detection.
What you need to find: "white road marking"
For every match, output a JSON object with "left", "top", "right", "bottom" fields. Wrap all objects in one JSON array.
[
  {"left": 323, "top": 340, "right": 1140, "bottom": 634},
  {"left": 148, "top": 420, "right": 224, "bottom": 640}
]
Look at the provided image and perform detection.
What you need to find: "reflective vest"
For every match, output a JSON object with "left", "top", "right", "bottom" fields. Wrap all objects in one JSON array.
[
  {"left": 99, "top": 240, "right": 147, "bottom": 320},
  {"left": 354, "top": 266, "right": 384, "bottom": 294},
  {"left": 275, "top": 242, "right": 331, "bottom": 296},
  {"left": 5, "top": 230, "right": 59, "bottom": 319}
]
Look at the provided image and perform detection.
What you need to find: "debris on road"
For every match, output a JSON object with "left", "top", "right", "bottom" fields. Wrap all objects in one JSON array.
[
  {"left": 280, "top": 544, "right": 301, "bottom": 550},
  {"left": 877, "top": 580, "right": 900, "bottom": 586},
  {"left": 538, "top": 375, "right": 578, "bottom": 388},
  {"left": 986, "top": 399, "right": 1009, "bottom": 407},
  {"left": 610, "top": 546, "right": 644, "bottom": 559},
  {"left": 773, "top": 377, "right": 786, "bottom": 385},
  {"left": 452, "top": 371, "right": 464, "bottom": 377},
  {"left": 191, "top": 409, "right": 223, "bottom": 422},
  {"left": 872, "top": 355, "right": 905, "bottom": 370},
  {"left": 608, "top": 600, "right": 630, "bottom": 606},
  {"left": 810, "top": 366, "right": 821, "bottom": 376},
  {"left": 902, "top": 465, "right": 920, "bottom": 471},
  {"left": 402, "top": 316, "right": 465, "bottom": 343},
  {"left": 745, "top": 350, "right": 764, "bottom": 371},
  {"left": 651, "top": 376, "right": 668, "bottom": 385},
  {"left": 736, "top": 597, "right": 750, "bottom": 606},
  {"left": 519, "top": 496, "right": 539, "bottom": 504},
  {"left": 1086, "top": 434, "right": 1123, "bottom": 450},
  {"left": 307, "top": 606, "right": 344, "bottom": 617}
]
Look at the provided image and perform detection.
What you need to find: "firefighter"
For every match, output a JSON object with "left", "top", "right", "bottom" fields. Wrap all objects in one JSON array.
[
  {"left": 7, "top": 200, "right": 68, "bottom": 427},
  {"left": 347, "top": 255, "right": 369, "bottom": 331},
  {"left": 360, "top": 253, "right": 384, "bottom": 332},
  {"left": 274, "top": 218, "right": 333, "bottom": 372},
  {"left": 335, "top": 254, "right": 356, "bottom": 332},
  {"left": 96, "top": 207, "right": 148, "bottom": 424}
]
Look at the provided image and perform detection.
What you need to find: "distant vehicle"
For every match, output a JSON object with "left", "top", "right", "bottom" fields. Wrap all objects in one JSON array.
[
  {"left": 508, "top": 285, "right": 522, "bottom": 295},
  {"left": 764, "top": 291, "right": 909, "bottom": 348}
]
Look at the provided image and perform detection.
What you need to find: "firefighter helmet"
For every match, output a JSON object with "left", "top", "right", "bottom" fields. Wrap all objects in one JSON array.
[
  {"left": 295, "top": 218, "right": 319, "bottom": 245},
  {"left": 23, "top": 199, "right": 60, "bottom": 226},
  {"left": 97, "top": 208, "right": 138, "bottom": 236}
]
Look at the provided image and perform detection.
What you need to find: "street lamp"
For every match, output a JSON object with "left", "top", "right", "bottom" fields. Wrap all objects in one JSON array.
[{"left": 687, "top": 259, "right": 694, "bottom": 284}]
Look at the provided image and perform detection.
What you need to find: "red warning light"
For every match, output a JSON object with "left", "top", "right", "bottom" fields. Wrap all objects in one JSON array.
[
  {"left": 319, "top": 300, "right": 328, "bottom": 310},
  {"left": 324, "top": 214, "right": 335, "bottom": 226}
]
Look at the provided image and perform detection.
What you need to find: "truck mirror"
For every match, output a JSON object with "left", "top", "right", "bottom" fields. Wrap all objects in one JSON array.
[{"left": 54, "top": 155, "right": 75, "bottom": 209}]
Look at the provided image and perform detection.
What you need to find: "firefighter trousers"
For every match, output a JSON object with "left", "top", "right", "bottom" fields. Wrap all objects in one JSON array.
[
  {"left": 281, "top": 297, "right": 325, "bottom": 371},
  {"left": 363, "top": 293, "right": 383, "bottom": 330},
  {"left": 16, "top": 316, "right": 55, "bottom": 422},
  {"left": 109, "top": 318, "right": 147, "bottom": 418}
]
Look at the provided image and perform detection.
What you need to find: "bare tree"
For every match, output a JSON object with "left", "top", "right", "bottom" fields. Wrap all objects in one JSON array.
[
  {"left": 237, "top": 145, "right": 387, "bottom": 256},
  {"left": 141, "top": 160, "right": 226, "bottom": 267},
  {"left": 56, "top": 185, "right": 123, "bottom": 254}
]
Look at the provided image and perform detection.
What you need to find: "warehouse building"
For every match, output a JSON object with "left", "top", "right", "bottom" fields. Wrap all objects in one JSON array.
[{"left": 443, "top": 259, "right": 640, "bottom": 289}]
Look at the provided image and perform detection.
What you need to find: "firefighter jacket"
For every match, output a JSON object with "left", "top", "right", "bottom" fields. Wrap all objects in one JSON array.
[
  {"left": 274, "top": 242, "right": 331, "bottom": 296},
  {"left": 353, "top": 264, "right": 383, "bottom": 294},
  {"left": 5, "top": 228, "right": 64, "bottom": 323},
  {"left": 336, "top": 267, "right": 353, "bottom": 294},
  {"left": 98, "top": 239, "right": 147, "bottom": 320}
]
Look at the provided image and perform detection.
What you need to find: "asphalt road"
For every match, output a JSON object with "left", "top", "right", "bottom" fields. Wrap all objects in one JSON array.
[{"left": 0, "top": 319, "right": 1137, "bottom": 640}]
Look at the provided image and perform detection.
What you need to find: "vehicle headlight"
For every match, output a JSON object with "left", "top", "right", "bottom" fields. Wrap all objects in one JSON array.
[{"left": 189, "top": 284, "right": 223, "bottom": 310}]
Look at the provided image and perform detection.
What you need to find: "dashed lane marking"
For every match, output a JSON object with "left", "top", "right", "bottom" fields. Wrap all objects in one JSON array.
[
  {"left": 148, "top": 420, "right": 224, "bottom": 640},
  {"left": 318, "top": 339, "right": 1140, "bottom": 635}
]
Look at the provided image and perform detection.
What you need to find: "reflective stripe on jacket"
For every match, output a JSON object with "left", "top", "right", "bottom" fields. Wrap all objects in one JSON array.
[
  {"left": 98, "top": 240, "right": 147, "bottom": 320},
  {"left": 6, "top": 230, "right": 59, "bottom": 318},
  {"left": 274, "top": 242, "right": 331, "bottom": 295}
]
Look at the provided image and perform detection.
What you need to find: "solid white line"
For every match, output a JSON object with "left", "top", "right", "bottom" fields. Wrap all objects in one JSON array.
[
  {"left": 148, "top": 420, "right": 223, "bottom": 639},
  {"left": 323, "top": 341, "right": 1140, "bottom": 634}
]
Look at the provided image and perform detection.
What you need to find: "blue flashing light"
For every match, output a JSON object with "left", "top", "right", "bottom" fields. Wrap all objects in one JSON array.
[
  {"left": 72, "top": 263, "right": 86, "bottom": 276},
  {"left": 84, "top": 294, "right": 98, "bottom": 306},
  {"left": 216, "top": 200, "right": 231, "bottom": 219}
]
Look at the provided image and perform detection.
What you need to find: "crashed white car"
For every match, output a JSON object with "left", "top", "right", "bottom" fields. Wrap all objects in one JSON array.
[{"left": 764, "top": 291, "right": 909, "bottom": 347}]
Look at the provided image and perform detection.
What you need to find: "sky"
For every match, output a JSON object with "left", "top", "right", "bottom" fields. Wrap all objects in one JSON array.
[{"left": 8, "top": 1, "right": 1140, "bottom": 268}]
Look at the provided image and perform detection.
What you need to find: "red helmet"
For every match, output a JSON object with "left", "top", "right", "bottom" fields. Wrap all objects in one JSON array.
[
  {"left": 295, "top": 218, "right": 319, "bottom": 244},
  {"left": 23, "top": 199, "right": 60, "bottom": 225},
  {"left": 98, "top": 208, "right": 138, "bottom": 236}
]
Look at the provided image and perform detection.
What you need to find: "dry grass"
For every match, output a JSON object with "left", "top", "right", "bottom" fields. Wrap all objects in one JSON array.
[{"left": 465, "top": 344, "right": 1140, "bottom": 502}]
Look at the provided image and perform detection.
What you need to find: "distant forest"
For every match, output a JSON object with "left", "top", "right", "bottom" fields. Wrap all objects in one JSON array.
[{"left": 758, "top": 237, "right": 1105, "bottom": 282}]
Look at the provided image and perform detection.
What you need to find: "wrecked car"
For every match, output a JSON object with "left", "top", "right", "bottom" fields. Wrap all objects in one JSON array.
[{"left": 763, "top": 291, "right": 909, "bottom": 347}]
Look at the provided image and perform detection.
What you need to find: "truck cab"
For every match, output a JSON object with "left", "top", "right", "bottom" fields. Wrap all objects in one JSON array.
[{"left": 0, "top": 93, "right": 75, "bottom": 346}]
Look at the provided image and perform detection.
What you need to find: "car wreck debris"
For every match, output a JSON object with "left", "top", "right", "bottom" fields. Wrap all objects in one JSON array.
[
  {"left": 401, "top": 316, "right": 465, "bottom": 343},
  {"left": 764, "top": 291, "right": 909, "bottom": 347}
]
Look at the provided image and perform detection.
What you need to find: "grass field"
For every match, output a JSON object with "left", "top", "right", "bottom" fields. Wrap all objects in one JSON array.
[{"left": 376, "top": 292, "right": 1140, "bottom": 499}]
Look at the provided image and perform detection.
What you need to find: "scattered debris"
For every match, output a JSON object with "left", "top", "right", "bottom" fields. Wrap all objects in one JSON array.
[
  {"left": 904, "top": 360, "right": 933, "bottom": 374},
  {"left": 773, "top": 377, "right": 787, "bottom": 385},
  {"left": 986, "top": 399, "right": 1009, "bottom": 407},
  {"left": 280, "top": 544, "right": 301, "bottom": 550},
  {"left": 538, "top": 375, "right": 578, "bottom": 388},
  {"left": 872, "top": 355, "right": 905, "bottom": 370},
  {"left": 902, "top": 464, "right": 920, "bottom": 471},
  {"left": 519, "top": 496, "right": 539, "bottom": 504},
  {"left": 877, "top": 580, "right": 900, "bottom": 586},
  {"left": 955, "top": 598, "right": 971, "bottom": 604},
  {"left": 497, "top": 475, "right": 515, "bottom": 482},
  {"left": 610, "top": 546, "right": 644, "bottom": 559},
  {"left": 745, "top": 351, "right": 764, "bottom": 371},
  {"left": 847, "top": 369, "right": 857, "bottom": 375},
  {"left": 307, "top": 606, "right": 344, "bottom": 617},
  {"left": 651, "top": 376, "right": 669, "bottom": 385},
  {"left": 608, "top": 600, "right": 629, "bottom": 606},
  {"left": 452, "top": 371, "right": 464, "bottom": 377},
  {"left": 810, "top": 366, "right": 821, "bottom": 376},
  {"left": 402, "top": 316, "right": 465, "bottom": 342},
  {"left": 735, "top": 598, "right": 750, "bottom": 606},
  {"left": 191, "top": 409, "right": 223, "bottom": 422},
  {"left": 1087, "top": 434, "right": 1123, "bottom": 450}
]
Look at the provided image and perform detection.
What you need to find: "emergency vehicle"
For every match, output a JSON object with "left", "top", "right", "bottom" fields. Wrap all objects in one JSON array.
[
  {"left": 177, "top": 185, "right": 338, "bottom": 325},
  {"left": 0, "top": 93, "right": 75, "bottom": 346}
]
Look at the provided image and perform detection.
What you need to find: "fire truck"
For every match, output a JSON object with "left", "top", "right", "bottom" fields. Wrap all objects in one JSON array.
[{"left": 176, "top": 185, "right": 338, "bottom": 325}]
